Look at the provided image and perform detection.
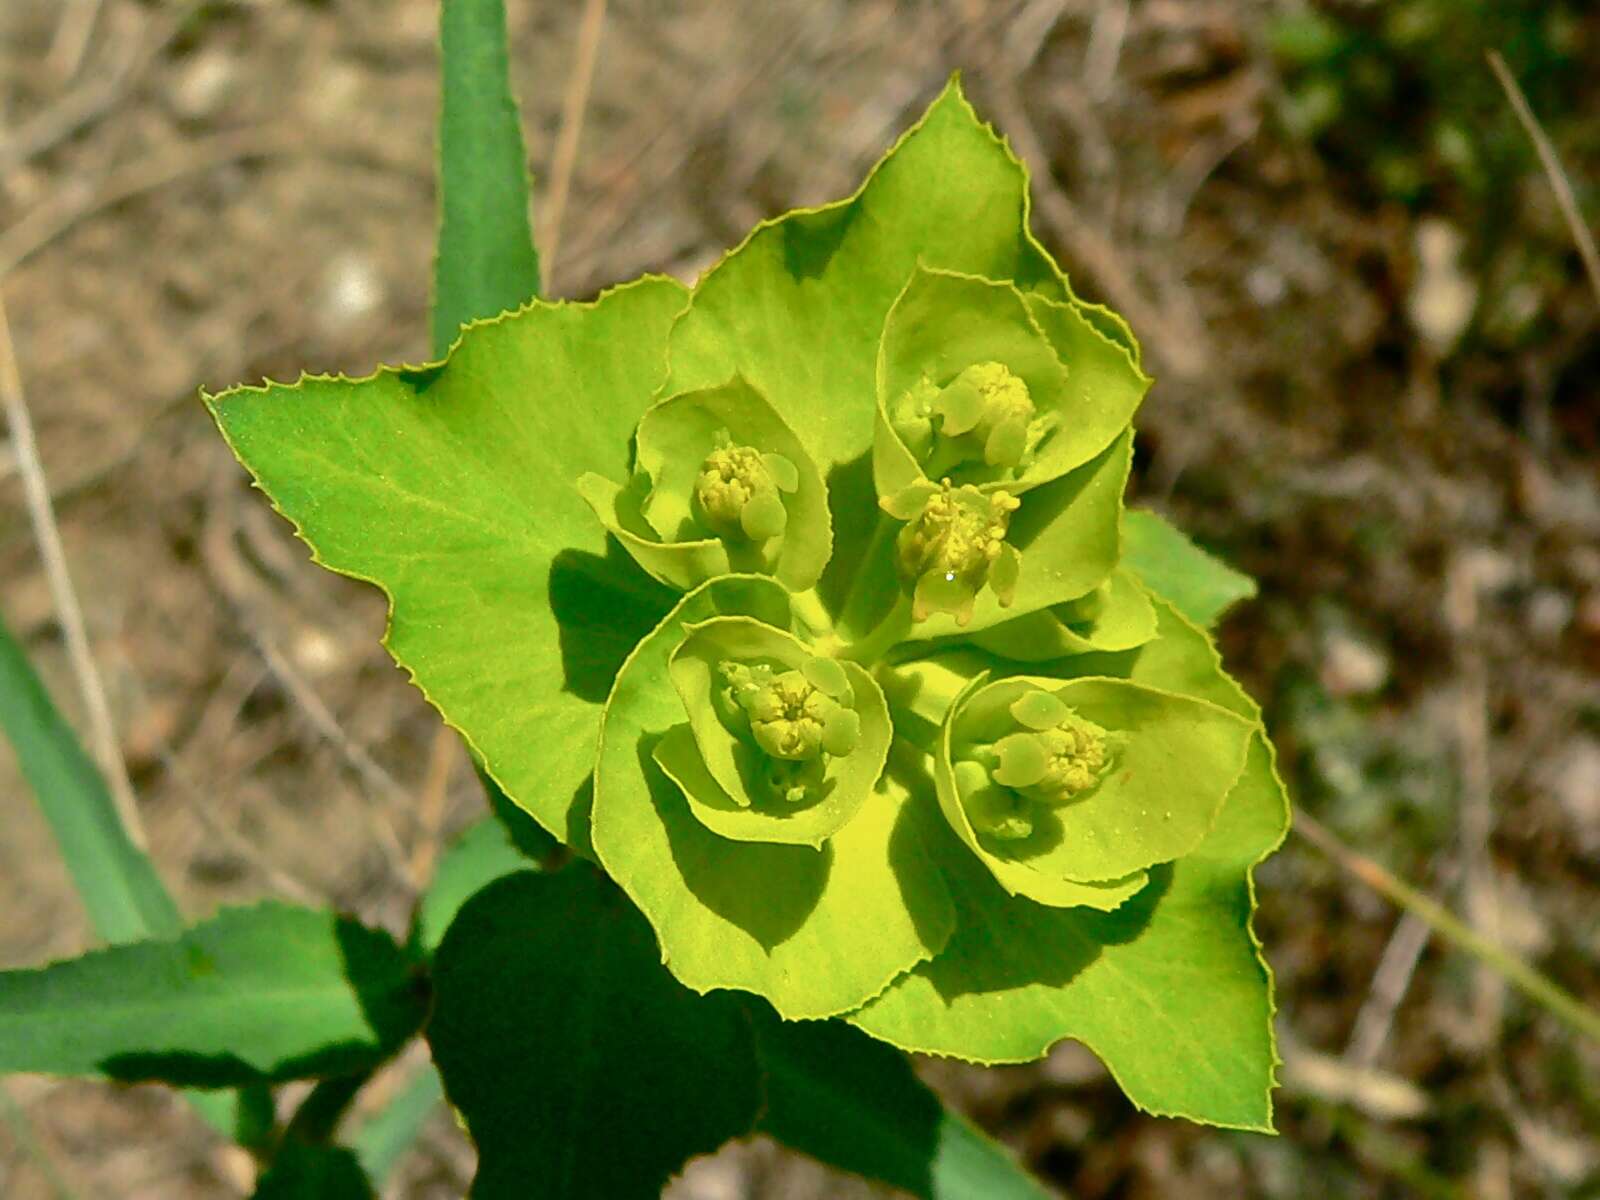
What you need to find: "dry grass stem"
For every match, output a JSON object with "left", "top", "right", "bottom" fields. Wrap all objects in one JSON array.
[
  {"left": 0, "top": 288, "right": 148, "bottom": 849},
  {"left": 0, "top": 127, "right": 287, "bottom": 278},
  {"left": 408, "top": 726, "right": 460, "bottom": 888},
  {"left": 1344, "top": 907, "right": 1434, "bottom": 1068},
  {"left": 539, "top": 0, "right": 608, "bottom": 292},
  {"left": 0, "top": 0, "right": 205, "bottom": 175},
  {"left": 252, "top": 633, "right": 414, "bottom": 889},
  {"left": 1488, "top": 50, "right": 1600, "bottom": 305},
  {"left": 46, "top": 0, "right": 104, "bottom": 84},
  {"left": 1446, "top": 553, "right": 1506, "bottom": 1044},
  {"left": 156, "top": 745, "right": 321, "bottom": 907},
  {"left": 1294, "top": 807, "right": 1600, "bottom": 1047},
  {"left": 0, "top": 1083, "right": 81, "bottom": 1200}
]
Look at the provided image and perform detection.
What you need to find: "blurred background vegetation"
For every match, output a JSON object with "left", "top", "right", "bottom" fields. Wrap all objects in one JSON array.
[{"left": 1, "top": 1, "right": 1597, "bottom": 1196}]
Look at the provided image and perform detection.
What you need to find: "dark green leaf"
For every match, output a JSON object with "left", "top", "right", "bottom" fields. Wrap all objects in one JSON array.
[
  {"left": 0, "top": 608, "right": 180, "bottom": 944},
  {"left": 1, "top": 612, "right": 275, "bottom": 1137},
  {"left": 0, "top": 903, "right": 425, "bottom": 1086},
  {"left": 428, "top": 867, "right": 762, "bottom": 1198},
  {"left": 433, "top": 0, "right": 541, "bottom": 356},
  {"left": 751, "top": 1006, "right": 1052, "bottom": 1200}
]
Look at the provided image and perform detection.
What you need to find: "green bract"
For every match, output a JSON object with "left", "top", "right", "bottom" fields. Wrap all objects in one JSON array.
[
  {"left": 208, "top": 78, "right": 1288, "bottom": 1129},
  {"left": 934, "top": 674, "right": 1253, "bottom": 909},
  {"left": 660, "top": 615, "right": 890, "bottom": 846},
  {"left": 578, "top": 376, "right": 831, "bottom": 593}
]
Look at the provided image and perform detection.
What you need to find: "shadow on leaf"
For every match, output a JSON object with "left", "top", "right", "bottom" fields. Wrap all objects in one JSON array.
[
  {"left": 817, "top": 450, "right": 900, "bottom": 636},
  {"left": 639, "top": 735, "right": 830, "bottom": 951},
  {"left": 548, "top": 542, "right": 676, "bottom": 703}
]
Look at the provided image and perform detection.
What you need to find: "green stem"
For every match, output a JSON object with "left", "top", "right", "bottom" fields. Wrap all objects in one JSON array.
[
  {"left": 838, "top": 595, "right": 914, "bottom": 665},
  {"left": 787, "top": 588, "right": 835, "bottom": 642},
  {"left": 285, "top": 1072, "right": 371, "bottom": 1146},
  {"left": 1294, "top": 807, "right": 1600, "bottom": 1047}
]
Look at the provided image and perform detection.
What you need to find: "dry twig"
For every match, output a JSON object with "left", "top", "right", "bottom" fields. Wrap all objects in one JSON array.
[
  {"left": 0, "top": 288, "right": 147, "bottom": 848},
  {"left": 1344, "top": 895, "right": 1440, "bottom": 1068},
  {"left": 1488, "top": 50, "right": 1600, "bottom": 305},
  {"left": 1446, "top": 552, "right": 1506, "bottom": 1044},
  {"left": 0, "top": 0, "right": 204, "bottom": 175},
  {"left": 0, "top": 127, "right": 287, "bottom": 279},
  {"left": 1294, "top": 806, "right": 1600, "bottom": 1047},
  {"left": 253, "top": 632, "right": 415, "bottom": 888},
  {"left": 46, "top": 0, "right": 104, "bottom": 84}
]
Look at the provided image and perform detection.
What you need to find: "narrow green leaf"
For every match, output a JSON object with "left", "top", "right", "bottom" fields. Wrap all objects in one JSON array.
[
  {"left": 433, "top": 0, "right": 540, "bottom": 356},
  {"left": 750, "top": 1006, "right": 1052, "bottom": 1200},
  {"left": 1122, "top": 509, "right": 1256, "bottom": 628},
  {"left": 0, "top": 613, "right": 269, "bottom": 1140},
  {"left": 348, "top": 1063, "right": 446, "bottom": 1187},
  {"left": 253, "top": 1141, "right": 376, "bottom": 1200},
  {"left": 0, "top": 608, "right": 180, "bottom": 944},
  {"left": 0, "top": 903, "right": 425, "bottom": 1086},
  {"left": 428, "top": 867, "right": 763, "bottom": 1199}
]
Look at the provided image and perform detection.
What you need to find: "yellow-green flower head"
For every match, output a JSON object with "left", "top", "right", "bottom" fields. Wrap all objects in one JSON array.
[
  {"left": 957, "top": 688, "right": 1116, "bottom": 840},
  {"left": 719, "top": 657, "right": 862, "bottom": 763},
  {"left": 693, "top": 432, "right": 799, "bottom": 543},
  {"left": 890, "top": 481, "right": 1021, "bottom": 625},
  {"left": 990, "top": 692, "right": 1113, "bottom": 806},
  {"left": 930, "top": 361, "right": 1037, "bottom": 470}
]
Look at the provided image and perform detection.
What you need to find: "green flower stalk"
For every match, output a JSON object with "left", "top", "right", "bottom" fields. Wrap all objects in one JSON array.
[{"left": 208, "top": 77, "right": 1290, "bottom": 1131}]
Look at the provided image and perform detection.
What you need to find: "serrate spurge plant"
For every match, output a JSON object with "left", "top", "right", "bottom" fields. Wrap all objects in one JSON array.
[{"left": 210, "top": 78, "right": 1288, "bottom": 1132}]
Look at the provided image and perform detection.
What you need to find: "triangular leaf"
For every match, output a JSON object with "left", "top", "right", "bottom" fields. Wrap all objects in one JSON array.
[
  {"left": 664, "top": 80, "right": 1072, "bottom": 476},
  {"left": 207, "top": 277, "right": 687, "bottom": 846},
  {"left": 851, "top": 731, "right": 1286, "bottom": 1130}
]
